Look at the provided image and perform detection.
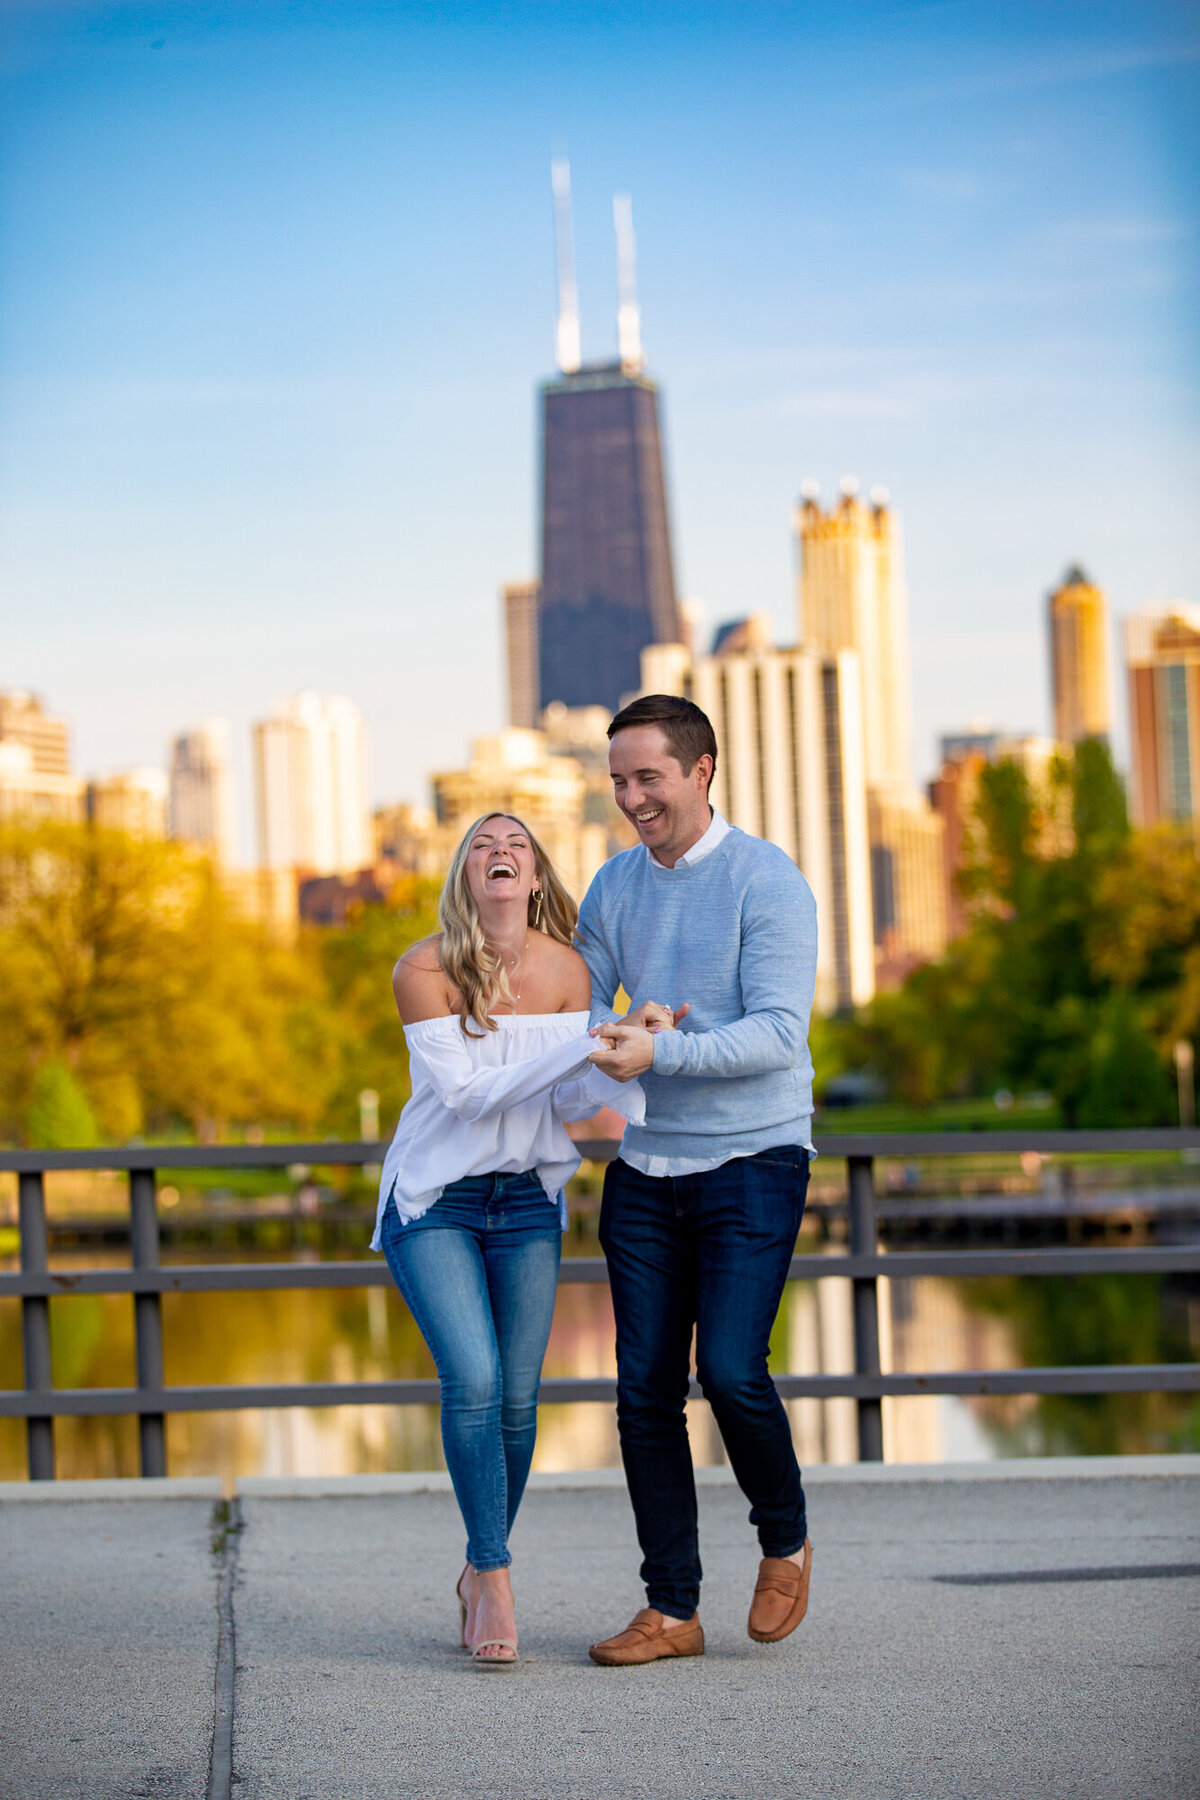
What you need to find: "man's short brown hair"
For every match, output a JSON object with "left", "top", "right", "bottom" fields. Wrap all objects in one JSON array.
[{"left": 608, "top": 694, "right": 718, "bottom": 792}]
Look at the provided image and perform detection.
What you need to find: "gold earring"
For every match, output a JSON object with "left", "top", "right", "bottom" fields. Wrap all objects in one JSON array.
[{"left": 533, "top": 888, "right": 543, "bottom": 929}]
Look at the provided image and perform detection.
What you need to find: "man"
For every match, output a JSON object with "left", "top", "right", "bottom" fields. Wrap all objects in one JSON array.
[{"left": 581, "top": 692, "right": 818, "bottom": 1666}]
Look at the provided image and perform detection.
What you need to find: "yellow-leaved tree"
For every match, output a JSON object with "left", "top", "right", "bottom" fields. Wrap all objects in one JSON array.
[{"left": 0, "top": 823, "right": 330, "bottom": 1143}]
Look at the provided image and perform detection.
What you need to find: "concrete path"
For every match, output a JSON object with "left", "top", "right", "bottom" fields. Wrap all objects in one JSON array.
[
  {"left": 0, "top": 1478, "right": 222, "bottom": 1800},
  {"left": 3, "top": 1462, "right": 1198, "bottom": 1800}
]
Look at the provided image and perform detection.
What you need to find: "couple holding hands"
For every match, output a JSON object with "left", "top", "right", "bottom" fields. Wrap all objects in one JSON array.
[{"left": 372, "top": 693, "right": 818, "bottom": 1667}]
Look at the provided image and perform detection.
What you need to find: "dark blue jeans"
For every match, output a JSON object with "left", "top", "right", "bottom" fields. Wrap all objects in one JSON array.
[
  {"left": 599, "top": 1146, "right": 809, "bottom": 1619},
  {"left": 380, "top": 1172, "right": 561, "bottom": 1572}
]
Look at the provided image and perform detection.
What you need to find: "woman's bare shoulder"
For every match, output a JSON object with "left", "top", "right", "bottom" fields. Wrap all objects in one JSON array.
[
  {"left": 535, "top": 935, "right": 592, "bottom": 1011},
  {"left": 393, "top": 936, "right": 454, "bottom": 1023}
]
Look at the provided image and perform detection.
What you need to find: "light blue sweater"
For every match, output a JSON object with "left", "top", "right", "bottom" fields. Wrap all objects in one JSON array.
[{"left": 577, "top": 826, "right": 818, "bottom": 1163}]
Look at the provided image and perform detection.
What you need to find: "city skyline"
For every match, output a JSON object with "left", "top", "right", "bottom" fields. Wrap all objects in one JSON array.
[{"left": 2, "top": 1, "right": 1197, "bottom": 847}]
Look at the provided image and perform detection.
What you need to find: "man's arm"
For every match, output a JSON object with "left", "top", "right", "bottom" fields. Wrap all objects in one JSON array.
[
  {"left": 576, "top": 873, "right": 622, "bottom": 1031},
  {"left": 593, "top": 862, "right": 818, "bottom": 1084}
]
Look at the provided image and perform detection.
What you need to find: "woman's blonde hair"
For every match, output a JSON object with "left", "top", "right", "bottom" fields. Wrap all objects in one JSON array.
[{"left": 439, "top": 812, "right": 578, "bottom": 1035}]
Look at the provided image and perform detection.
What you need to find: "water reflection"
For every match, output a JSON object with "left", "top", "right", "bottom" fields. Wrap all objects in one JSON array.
[{"left": 1, "top": 1165, "right": 1197, "bottom": 1481}]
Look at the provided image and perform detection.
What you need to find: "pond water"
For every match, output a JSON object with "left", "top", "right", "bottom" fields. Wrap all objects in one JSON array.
[{"left": 1, "top": 1163, "right": 1197, "bottom": 1483}]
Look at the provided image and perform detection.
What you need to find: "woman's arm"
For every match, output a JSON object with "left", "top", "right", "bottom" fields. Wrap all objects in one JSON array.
[{"left": 408, "top": 1029, "right": 596, "bottom": 1122}]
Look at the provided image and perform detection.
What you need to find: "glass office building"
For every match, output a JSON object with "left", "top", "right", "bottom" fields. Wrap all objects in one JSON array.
[{"left": 538, "top": 363, "right": 680, "bottom": 712}]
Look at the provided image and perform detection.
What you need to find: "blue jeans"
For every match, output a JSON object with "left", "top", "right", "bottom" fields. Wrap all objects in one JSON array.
[
  {"left": 599, "top": 1146, "right": 809, "bottom": 1618},
  {"left": 379, "top": 1172, "right": 561, "bottom": 1571}
]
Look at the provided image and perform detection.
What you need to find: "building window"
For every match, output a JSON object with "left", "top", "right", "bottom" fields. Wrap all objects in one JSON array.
[
  {"left": 821, "top": 666, "right": 851, "bottom": 1008},
  {"left": 785, "top": 664, "right": 801, "bottom": 864},
  {"left": 752, "top": 665, "right": 767, "bottom": 839},
  {"left": 718, "top": 668, "right": 732, "bottom": 814},
  {"left": 1164, "top": 664, "right": 1192, "bottom": 822}
]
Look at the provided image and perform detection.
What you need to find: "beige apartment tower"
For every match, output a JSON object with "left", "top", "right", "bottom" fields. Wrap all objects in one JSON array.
[
  {"left": 640, "top": 639, "right": 875, "bottom": 1013},
  {"left": 1049, "top": 566, "right": 1110, "bottom": 745},
  {"left": 794, "top": 483, "right": 946, "bottom": 981},
  {"left": 867, "top": 787, "right": 948, "bottom": 978},
  {"left": 431, "top": 728, "right": 606, "bottom": 901},
  {"left": 794, "top": 483, "right": 911, "bottom": 789},
  {"left": 1124, "top": 604, "right": 1200, "bottom": 830}
]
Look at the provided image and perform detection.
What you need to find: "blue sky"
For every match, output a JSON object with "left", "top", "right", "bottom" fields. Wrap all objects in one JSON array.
[{"left": 2, "top": 0, "right": 1197, "bottom": 850}]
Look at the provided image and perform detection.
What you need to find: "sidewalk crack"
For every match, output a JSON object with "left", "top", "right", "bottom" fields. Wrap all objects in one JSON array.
[{"left": 207, "top": 1498, "right": 243, "bottom": 1800}]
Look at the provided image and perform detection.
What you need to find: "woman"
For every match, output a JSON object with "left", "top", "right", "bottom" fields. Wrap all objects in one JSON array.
[{"left": 372, "top": 812, "right": 644, "bottom": 1667}]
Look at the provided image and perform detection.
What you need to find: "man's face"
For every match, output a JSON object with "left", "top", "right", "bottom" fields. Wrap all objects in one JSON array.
[{"left": 608, "top": 724, "right": 714, "bottom": 867}]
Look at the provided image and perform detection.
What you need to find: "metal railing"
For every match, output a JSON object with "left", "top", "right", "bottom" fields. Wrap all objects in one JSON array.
[{"left": 4, "top": 1129, "right": 1200, "bottom": 1480}]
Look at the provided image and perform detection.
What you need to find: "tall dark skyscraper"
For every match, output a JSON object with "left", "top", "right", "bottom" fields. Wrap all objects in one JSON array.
[
  {"left": 532, "top": 166, "right": 681, "bottom": 713},
  {"left": 538, "top": 364, "right": 679, "bottom": 711}
]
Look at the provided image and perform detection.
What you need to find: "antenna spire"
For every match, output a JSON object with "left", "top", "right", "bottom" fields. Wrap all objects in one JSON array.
[
  {"left": 551, "top": 158, "right": 581, "bottom": 374},
  {"left": 613, "top": 192, "right": 643, "bottom": 373}
]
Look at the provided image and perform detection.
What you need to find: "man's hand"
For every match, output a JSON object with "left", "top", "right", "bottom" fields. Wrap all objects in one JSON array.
[
  {"left": 588, "top": 1023, "right": 657, "bottom": 1083},
  {"left": 624, "top": 1001, "right": 691, "bottom": 1034}
]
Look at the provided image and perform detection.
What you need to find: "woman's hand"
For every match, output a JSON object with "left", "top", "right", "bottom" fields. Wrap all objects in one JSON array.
[
  {"left": 589, "top": 1023, "right": 656, "bottom": 1082},
  {"left": 623, "top": 1001, "right": 690, "bottom": 1035}
]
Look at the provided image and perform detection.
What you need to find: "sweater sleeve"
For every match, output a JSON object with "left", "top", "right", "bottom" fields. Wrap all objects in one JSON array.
[
  {"left": 406, "top": 1029, "right": 595, "bottom": 1123},
  {"left": 577, "top": 871, "right": 623, "bottom": 1031},
  {"left": 649, "top": 861, "right": 818, "bottom": 1081}
]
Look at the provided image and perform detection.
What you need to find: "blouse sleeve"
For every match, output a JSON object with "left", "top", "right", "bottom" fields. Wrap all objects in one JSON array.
[
  {"left": 406, "top": 1026, "right": 595, "bottom": 1124},
  {"left": 551, "top": 1066, "right": 646, "bottom": 1127}
]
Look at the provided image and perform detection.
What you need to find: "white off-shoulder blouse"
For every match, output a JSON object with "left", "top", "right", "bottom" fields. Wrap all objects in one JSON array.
[{"left": 370, "top": 1010, "right": 644, "bottom": 1249}]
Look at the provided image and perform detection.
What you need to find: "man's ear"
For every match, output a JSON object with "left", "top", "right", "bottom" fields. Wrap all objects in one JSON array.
[{"left": 694, "top": 754, "right": 714, "bottom": 789}]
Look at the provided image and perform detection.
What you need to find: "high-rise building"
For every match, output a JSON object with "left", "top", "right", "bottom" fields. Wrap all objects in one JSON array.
[
  {"left": 867, "top": 787, "right": 948, "bottom": 982},
  {"left": 928, "top": 748, "right": 990, "bottom": 941},
  {"left": 373, "top": 801, "right": 448, "bottom": 880},
  {"left": 539, "top": 701, "right": 640, "bottom": 860},
  {"left": 502, "top": 581, "right": 541, "bottom": 729},
  {"left": 1049, "top": 565, "right": 1110, "bottom": 745},
  {"left": 169, "top": 720, "right": 236, "bottom": 866},
  {"left": 1124, "top": 604, "right": 1200, "bottom": 829},
  {"left": 795, "top": 482, "right": 911, "bottom": 789},
  {"left": 431, "top": 727, "right": 607, "bottom": 901},
  {"left": 0, "top": 690, "right": 83, "bottom": 823},
  {"left": 930, "top": 731, "right": 1073, "bottom": 937},
  {"left": 88, "top": 769, "right": 168, "bottom": 840},
  {"left": 639, "top": 638, "right": 875, "bottom": 1013},
  {"left": 252, "top": 692, "right": 371, "bottom": 874},
  {"left": 0, "top": 690, "right": 71, "bottom": 775},
  {"left": 538, "top": 364, "right": 680, "bottom": 712},
  {"left": 794, "top": 481, "right": 945, "bottom": 982},
  {"left": 535, "top": 165, "right": 680, "bottom": 714}
]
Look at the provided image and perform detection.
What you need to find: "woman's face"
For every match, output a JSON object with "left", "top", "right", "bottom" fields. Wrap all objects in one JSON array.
[{"left": 464, "top": 817, "right": 539, "bottom": 917}]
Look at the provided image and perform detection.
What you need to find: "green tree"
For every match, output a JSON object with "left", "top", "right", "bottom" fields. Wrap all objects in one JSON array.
[
  {"left": 25, "top": 1059, "right": 98, "bottom": 1149},
  {"left": 842, "top": 740, "right": 1180, "bottom": 1118},
  {"left": 1077, "top": 990, "right": 1174, "bottom": 1128}
]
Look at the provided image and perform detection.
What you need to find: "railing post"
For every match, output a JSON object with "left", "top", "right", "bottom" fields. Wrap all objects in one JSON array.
[
  {"left": 847, "top": 1154, "right": 883, "bottom": 1462},
  {"left": 19, "top": 1170, "right": 55, "bottom": 1480},
  {"left": 130, "top": 1168, "right": 166, "bottom": 1477}
]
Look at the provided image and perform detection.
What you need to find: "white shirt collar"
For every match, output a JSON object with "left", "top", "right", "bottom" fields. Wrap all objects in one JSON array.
[{"left": 648, "top": 808, "right": 731, "bottom": 870}]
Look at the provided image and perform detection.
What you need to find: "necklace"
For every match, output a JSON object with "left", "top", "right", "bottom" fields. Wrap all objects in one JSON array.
[{"left": 492, "top": 933, "right": 530, "bottom": 1009}]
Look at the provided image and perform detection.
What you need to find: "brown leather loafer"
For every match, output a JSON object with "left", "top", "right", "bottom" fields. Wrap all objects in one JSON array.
[
  {"left": 748, "top": 1540, "right": 813, "bottom": 1642},
  {"left": 588, "top": 1607, "right": 705, "bottom": 1666}
]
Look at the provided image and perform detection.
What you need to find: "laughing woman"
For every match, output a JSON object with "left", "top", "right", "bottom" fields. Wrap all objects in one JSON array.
[{"left": 372, "top": 813, "right": 643, "bottom": 1667}]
